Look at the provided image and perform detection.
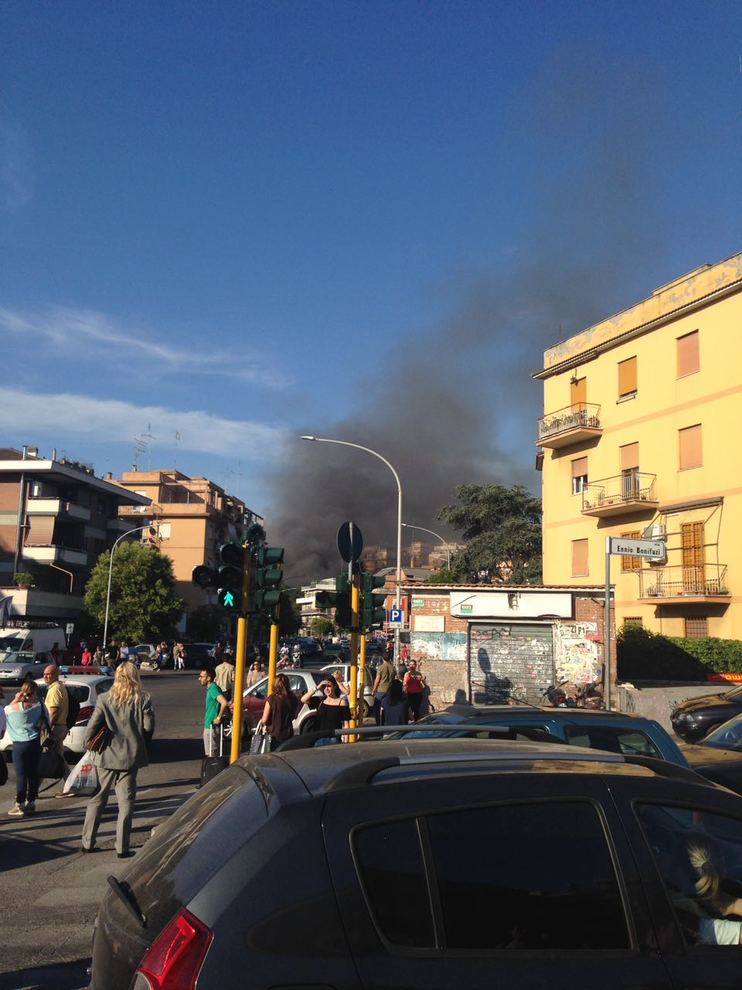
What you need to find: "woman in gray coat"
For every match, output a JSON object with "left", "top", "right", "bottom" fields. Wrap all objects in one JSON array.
[{"left": 81, "top": 661, "right": 154, "bottom": 858}]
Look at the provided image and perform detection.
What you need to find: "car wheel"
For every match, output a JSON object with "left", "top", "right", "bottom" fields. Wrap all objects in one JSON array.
[{"left": 300, "top": 715, "right": 317, "bottom": 735}]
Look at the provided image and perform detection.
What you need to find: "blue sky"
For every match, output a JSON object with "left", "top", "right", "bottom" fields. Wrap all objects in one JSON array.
[{"left": 2, "top": 1, "right": 741, "bottom": 562}]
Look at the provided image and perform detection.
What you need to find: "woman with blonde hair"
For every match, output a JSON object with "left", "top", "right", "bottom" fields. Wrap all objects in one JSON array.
[
  {"left": 81, "top": 661, "right": 154, "bottom": 858},
  {"left": 686, "top": 836, "right": 742, "bottom": 945}
]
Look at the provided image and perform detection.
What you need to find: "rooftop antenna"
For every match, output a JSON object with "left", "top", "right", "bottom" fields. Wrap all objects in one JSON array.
[
  {"left": 174, "top": 430, "right": 182, "bottom": 470},
  {"left": 133, "top": 423, "right": 156, "bottom": 471}
]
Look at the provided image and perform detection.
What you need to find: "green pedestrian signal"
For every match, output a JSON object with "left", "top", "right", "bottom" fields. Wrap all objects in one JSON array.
[
  {"left": 361, "top": 572, "right": 387, "bottom": 630},
  {"left": 316, "top": 574, "right": 352, "bottom": 630},
  {"left": 254, "top": 546, "right": 284, "bottom": 615},
  {"left": 218, "top": 588, "right": 239, "bottom": 610}
]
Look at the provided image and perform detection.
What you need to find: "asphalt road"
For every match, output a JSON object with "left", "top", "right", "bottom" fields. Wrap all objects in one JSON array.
[{"left": 0, "top": 670, "right": 207, "bottom": 990}]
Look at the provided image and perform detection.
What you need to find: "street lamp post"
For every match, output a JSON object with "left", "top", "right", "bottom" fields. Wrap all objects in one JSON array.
[
  {"left": 401, "top": 522, "right": 451, "bottom": 569},
  {"left": 301, "top": 436, "right": 403, "bottom": 658},
  {"left": 103, "top": 524, "right": 156, "bottom": 649}
]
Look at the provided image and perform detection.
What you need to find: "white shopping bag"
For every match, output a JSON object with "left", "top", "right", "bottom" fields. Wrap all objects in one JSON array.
[{"left": 64, "top": 752, "right": 99, "bottom": 796}]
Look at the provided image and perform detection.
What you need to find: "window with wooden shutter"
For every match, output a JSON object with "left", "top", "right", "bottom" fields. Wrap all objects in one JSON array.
[
  {"left": 620, "top": 442, "right": 639, "bottom": 499},
  {"left": 681, "top": 522, "right": 705, "bottom": 594},
  {"left": 684, "top": 617, "right": 708, "bottom": 639},
  {"left": 677, "top": 331, "right": 699, "bottom": 378},
  {"left": 618, "top": 357, "right": 637, "bottom": 398},
  {"left": 679, "top": 425, "right": 702, "bottom": 470},
  {"left": 571, "top": 539, "right": 589, "bottom": 577},
  {"left": 571, "top": 456, "right": 588, "bottom": 495},
  {"left": 621, "top": 531, "right": 642, "bottom": 571},
  {"left": 570, "top": 377, "right": 587, "bottom": 411}
]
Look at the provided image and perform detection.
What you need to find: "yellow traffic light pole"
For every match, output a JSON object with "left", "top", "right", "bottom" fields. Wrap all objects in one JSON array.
[
  {"left": 230, "top": 550, "right": 251, "bottom": 765},
  {"left": 268, "top": 620, "right": 279, "bottom": 694},
  {"left": 358, "top": 632, "right": 367, "bottom": 727},
  {"left": 349, "top": 573, "right": 360, "bottom": 742}
]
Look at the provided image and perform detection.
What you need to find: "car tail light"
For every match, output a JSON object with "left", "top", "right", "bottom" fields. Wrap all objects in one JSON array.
[
  {"left": 75, "top": 705, "right": 95, "bottom": 726},
  {"left": 132, "top": 909, "right": 213, "bottom": 990}
]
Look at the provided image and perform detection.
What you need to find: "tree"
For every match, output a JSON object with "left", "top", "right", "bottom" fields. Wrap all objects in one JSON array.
[
  {"left": 311, "top": 616, "right": 334, "bottom": 637},
  {"left": 84, "top": 542, "right": 184, "bottom": 644},
  {"left": 436, "top": 484, "right": 542, "bottom": 583}
]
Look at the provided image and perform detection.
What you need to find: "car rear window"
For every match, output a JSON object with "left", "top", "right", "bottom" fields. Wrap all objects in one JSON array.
[
  {"left": 124, "top": 766, "right": 268, "bottom": 932},
  {"left": 565, "top": 726, "right": 661, "bottom": 759}
]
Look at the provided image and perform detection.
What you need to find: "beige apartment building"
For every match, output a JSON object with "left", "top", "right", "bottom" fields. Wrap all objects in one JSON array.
[
  {"left": 536, "top": 251, "right": 742, "bottom": 641},
  {"left": 113, "top": 469, "right": 262, "bottom": 616},
  {"left": 0, "top": 446, "right": 149, "bottom": 622}
]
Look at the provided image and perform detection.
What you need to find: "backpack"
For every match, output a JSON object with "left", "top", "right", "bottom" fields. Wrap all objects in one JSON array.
[{"left": 66, "top": 687, "right": 81, "bottom": 730}]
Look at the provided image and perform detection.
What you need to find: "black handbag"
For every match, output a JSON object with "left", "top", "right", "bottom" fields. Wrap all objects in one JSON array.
[{"left": 0, "top": 753, "right": 7, "bottom": 786}]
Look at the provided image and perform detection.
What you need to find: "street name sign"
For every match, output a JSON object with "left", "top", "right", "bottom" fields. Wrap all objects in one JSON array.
[{"left": 608, "top": 537, "right": 666, "bottom": 562}]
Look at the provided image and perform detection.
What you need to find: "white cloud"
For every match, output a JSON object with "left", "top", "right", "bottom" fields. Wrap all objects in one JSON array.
[
  {"left": 0, "top": 305, "right": 290, "bottom": 389},
  {"left": 0, "top": 388, "right": 288, "bottom": 460},
  {"left": 0, "top": 117, "right": 33, "bottom": 210}
]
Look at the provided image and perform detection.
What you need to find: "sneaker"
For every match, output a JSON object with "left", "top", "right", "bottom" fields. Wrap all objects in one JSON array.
[
  {"left": 7, "top": 803, "right": 25, "bottom": 817},
  {"left": 24, "top": 801, "right": 36, "bottom": 815}
]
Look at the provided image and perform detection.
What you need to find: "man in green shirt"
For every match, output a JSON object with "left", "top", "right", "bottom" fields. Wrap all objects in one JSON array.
[{"left": 199, "top": 667, "right": 228, "bottom": 756}]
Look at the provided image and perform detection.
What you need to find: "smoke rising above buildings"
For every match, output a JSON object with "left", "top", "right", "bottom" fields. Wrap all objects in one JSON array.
[{"left": 268, "top": 55, "right": 677, "bottom": 582}]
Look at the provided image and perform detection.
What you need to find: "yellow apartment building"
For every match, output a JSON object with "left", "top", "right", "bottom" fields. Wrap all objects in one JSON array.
[
  {"left": 112, "top": 469, "right": 262, "bottom": 616},
  {"left": 536, "top": 251, "right": 742, "bottom": 641}
]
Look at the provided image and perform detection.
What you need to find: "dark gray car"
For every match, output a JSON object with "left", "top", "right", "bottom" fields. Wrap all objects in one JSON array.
[{"left": 91, "top": 738, "right": 742, "bottom": 989}]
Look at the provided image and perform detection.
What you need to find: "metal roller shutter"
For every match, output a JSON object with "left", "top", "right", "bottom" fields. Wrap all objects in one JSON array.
[{"left": 469, "top": 623, "right": 555, "bottom": 705}]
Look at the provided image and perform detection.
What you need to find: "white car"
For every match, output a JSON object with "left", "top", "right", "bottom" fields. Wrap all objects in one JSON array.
[{"left": 0, "top": 674, "right": 115, "bottom": 759}]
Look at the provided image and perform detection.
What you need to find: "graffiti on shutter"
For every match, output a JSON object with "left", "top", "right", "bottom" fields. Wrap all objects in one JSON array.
[{"left": 469, "top": 624, "right": 554, "bottom": 705}]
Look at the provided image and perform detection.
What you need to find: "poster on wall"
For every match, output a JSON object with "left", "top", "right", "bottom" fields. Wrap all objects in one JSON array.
[{"left": 554, "top": 622, "right": 601, "bottom": 684}]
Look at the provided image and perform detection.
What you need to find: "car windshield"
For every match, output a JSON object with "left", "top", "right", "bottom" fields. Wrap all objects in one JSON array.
[
  {"left": 0, "top": 653, "right": 35, "bottom": 664},
  {"left": 725, "top": 685, "right": 742, "bottom": 701},
  {"left": 0, "top": 638, "right": 25, "bottom": 652},
  {"left": 702, "top": 715, "right": 742, "bottom": 751}
]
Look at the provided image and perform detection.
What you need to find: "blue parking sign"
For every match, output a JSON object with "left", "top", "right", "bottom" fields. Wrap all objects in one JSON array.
[{"left": 388, "top": 607, "right": 404, "bottom": 625}]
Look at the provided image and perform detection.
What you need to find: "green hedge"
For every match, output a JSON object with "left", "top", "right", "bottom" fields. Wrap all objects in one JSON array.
[{"left": 617, "top": 625, "right": 742, "bottom": 681}]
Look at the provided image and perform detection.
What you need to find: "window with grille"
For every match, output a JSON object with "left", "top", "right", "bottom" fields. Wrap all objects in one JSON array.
[
  {"left": 618, "top": 356, "right": 637, "bottom": 398},
  {"left": 677, "top": 330, "right": 699, "bottom": 378},
  {"left": 684, "top": 616, "right": 708, "bottom": 639},
  {"left": 620, "top": 531, "right": 642, "bottom": 571},
  {"left": 622, "top": 616, "right": 643, "bottom": 628}
]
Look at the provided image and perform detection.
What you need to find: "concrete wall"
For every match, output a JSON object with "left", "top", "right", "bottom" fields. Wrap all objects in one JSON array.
[{"left": 618, "top": 681, "right": 733, "bottom": 734}]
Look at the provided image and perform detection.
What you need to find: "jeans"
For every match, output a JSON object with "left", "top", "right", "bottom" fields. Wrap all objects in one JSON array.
[
  {"left": 373, "top": 692, "right": 388, "bottom": 726},
  {"left": 14, "top": 737, "right": 41, "bottom": 805},
  {"left": 82, "top": 767, "right": 137, "bottom": 854}
]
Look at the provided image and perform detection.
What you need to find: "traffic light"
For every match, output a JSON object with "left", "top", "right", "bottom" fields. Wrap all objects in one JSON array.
[
  {"left": 191, "top": 542, "right": 246, "bottom": 611},
  {"left": 216, "top": 543, "right": 244, "bottom": 610},
  {"left": 254, "top": 546, "right": 284, "bottom": 615},
  {"left": 316, "top": 574, "right": 352, "bottom": 629},
  {"left": 361, "top": 573, "right": 387, "bottom": 630}
]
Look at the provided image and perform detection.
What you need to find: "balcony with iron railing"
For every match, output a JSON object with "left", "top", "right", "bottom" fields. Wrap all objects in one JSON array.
[
  {"left": 537, "top": 403, "right": 602, "bottom": 449},
  {"left": 638, "top": 563, "right": 730, "bottom": 603},
  {"left": 581, "top": 472, "right": 659, "bottom": 518}
]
